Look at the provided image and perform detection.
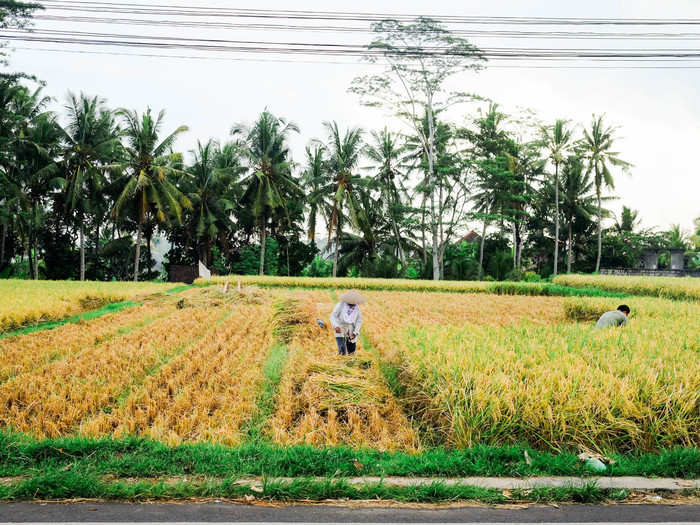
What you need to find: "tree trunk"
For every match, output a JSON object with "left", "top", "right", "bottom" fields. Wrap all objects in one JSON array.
[
  {"left": 134, "top": 222, "right": 142, "bottom": 282},
  {"left": 145, "top": 228, "right": 153, "bottom": 278},
  {"left": 31, "top": 201, "right": 38, "bottom": 280},
  {"left": 479, "top": 219, "right": 487, "bottom": 280},
  {"left": 332, "top": 222, "right": 340, "bottom": 278},
  {"left": 390, "top": 215, "right": 406, "bottom": 270},
  {"left": 596, "top": 191, "right": 602, "bottom": 272},
  {"left": 567, "top": 219, "right": 573, "bottom": 273},
  {"left": 286, "top": 239, "right": 290, "bottom": 276},
  {"left": 512, "top": 223, "right": 517, "bottom": 269},
  {"left": 79, "top": 223, "right": 85, "bottom": 281},
  {"left": 259, "top": 218, "right": 267, "bottom": 276},
  {"left": 553, "top": 162, "right": 560, "bottom": 276},
  {"left": 0, "top": 222, "right": 6, "bottom": 268}
]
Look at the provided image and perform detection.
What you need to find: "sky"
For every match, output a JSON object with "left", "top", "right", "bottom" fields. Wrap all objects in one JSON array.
[{"left": 8, "top": 0, "right": 700, "bottom": 234}]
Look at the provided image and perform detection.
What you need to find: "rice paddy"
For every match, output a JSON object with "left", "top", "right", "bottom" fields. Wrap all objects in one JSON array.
[{"left": 0, "top": 277, "right": 698, "bottom": 456}]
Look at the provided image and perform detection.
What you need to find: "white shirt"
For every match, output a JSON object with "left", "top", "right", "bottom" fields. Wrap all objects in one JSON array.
[{"left": 330, "top": 302, "right": 363, "bottom": 341}]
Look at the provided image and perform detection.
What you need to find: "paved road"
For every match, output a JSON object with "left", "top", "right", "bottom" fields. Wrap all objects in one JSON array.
[{"left": 0, "top": 502, "right": 698, "bottom": 523}]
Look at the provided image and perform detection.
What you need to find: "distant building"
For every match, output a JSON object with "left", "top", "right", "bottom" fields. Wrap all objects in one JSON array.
[{"left": 456, "top": 231, "right": 481, "bottom": 244}]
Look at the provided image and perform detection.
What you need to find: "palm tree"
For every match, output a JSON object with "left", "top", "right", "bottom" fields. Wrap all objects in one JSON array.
[
  {"left": 364, "top": 127, "right": 409, "bottom": 269},
  {"left": 614, "top": 205, "right": 640, "bottom": 234},
  {"left": 667, "top": 224, "right": 689, "bottom": 250},
  {"left": 3, "top": 86, "right": 60, "bottom": 279},
  {"left": 467, "top": 103, "right": 510, "bottom": 279},
  {"left": 560, "top": 155, "right": 597, "bottom": 273},
  {"left": 61, "top": 92, "right": 121, "bottom": 280},
  {"left": 234, "top": 110, "right": 299, "bottom": 275},
  {"left": 182, "top": 139, "right": 243, "bottom": 265},
  {"left": 111, "top": 108, "right": 191, "bottom": 281},
  {"left": 581, "top": 115, "right": 631, "bottom": 272},
  {"left": 316, "top": 121, "right": 364, "bottom": 277},
  {"left": 301, "top": 144, "right": 329, "bottom": 243},
  {"left": 541, "top": 119, "right": 574, "bottom": 276}
]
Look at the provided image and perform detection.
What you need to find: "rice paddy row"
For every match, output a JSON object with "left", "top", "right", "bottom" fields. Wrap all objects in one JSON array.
[{"left": 0, "top": 280, "right": 698, "bottom": 503}]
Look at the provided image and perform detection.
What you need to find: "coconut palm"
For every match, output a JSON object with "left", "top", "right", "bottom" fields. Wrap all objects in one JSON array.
[
  {"left": 61, "top": 92, "right": 121, "bottom": 280},
  {"left": 541, "top": 119, "right": 574, "bottom": 276},
  {"left": 581, "top": 115, "right": 631, "bottom": 272},
  {"left": 364, "top": 127, "right": 409, "bottom": 269},
  {"left": 182, "top": 139, "right": 243, "bottom": 265},
  {"left": 233, "top": 110, "right": 299, "bottom": 275},
  {"left": 111, "top": 108, "right": 191, "bottom": 281},
  {"left": 315, "top": 121, "right": 364, "bottom": 277},
  {"left": 301, "top": 144, "right": 329, "bottom": 243},
  {"left": 560, "top": 155, "right": 597, "bottom": 272}
]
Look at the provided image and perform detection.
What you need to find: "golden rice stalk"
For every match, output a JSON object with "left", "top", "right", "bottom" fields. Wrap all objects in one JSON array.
[
  {"left": 553, "top": 274, "right": 700, "bottom": 301},
  {"left": 269, "top": 319, "right": 420, "bottom": 451},
  {"left": 0, "top": 304, "right": 171, "bottom": 383},
  {"left": 0, "top": 306, "right": 224, "bottom": 437},
  {"left": 80, "top": 303, "right": 273, "bottom": 445},
  {"left": 0, "top": 280, "right": 175, "bottom": 333}
]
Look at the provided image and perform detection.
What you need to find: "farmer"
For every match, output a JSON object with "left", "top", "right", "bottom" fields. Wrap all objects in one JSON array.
[
  {"left": 595, "top": 304, "right": 630, "bottom": 328},
  {"left": 330, "top": 290, "right": 365, "bottom": 355}
]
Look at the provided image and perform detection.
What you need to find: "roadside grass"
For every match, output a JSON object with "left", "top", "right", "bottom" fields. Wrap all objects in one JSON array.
[
  {"left": 1, "top": 432, "right": 698, "bottom": 480},
  {"left": 0, "top": 467, "right": 626, "bottom": 503},
  {"left": 0, "top": 301, "right": 139, "bottom": 340}
]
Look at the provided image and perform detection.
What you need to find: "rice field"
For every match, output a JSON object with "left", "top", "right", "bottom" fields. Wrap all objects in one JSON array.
[
  {"left": 553, "top": 274, "right": 700, "bottom": 301},
  {"left": 0, "top": 277, "right": 698, "bottom": 453},
  {"left": 0, "top": 279, "right": 175, "bottom": 333}
]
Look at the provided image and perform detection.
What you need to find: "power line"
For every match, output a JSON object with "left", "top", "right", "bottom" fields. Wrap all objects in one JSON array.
[
  {"left": 35, "top": 1, "right": 700, "bottom": 26},
  {"left": 15, "top": 45, "right": 700, "bottom": 68},
  {"left": 32, "top": 14, "right": 700, "bottom": 40},
  {"left": 7, "top": 30, "right": 700, "bottom": 60}
]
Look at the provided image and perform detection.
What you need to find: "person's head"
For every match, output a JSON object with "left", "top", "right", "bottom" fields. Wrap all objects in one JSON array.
[{"left": 617, "top": 304, "right": 631, "bottom": 317}]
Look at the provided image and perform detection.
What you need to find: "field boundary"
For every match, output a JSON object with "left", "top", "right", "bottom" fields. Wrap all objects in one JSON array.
[
  {"left": 197, "top": 275, "right": 627, "bottom": 298},
  {"left": 0, "top": 300, "right": 139, "bottom": 340}
]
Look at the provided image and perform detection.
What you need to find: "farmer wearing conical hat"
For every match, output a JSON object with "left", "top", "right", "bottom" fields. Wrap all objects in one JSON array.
[{"left": 330, "top": 290, "right": 365, "bottom": 356}]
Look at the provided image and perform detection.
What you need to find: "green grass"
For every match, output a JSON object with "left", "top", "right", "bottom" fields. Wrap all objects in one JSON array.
[
  {"left": 0, "top": 468, "right": 626, "bottom": 503},
  {"left": 1, "top": 432, "right": 698, "bottom": 480},
  {"left": 486, "top": 282, "right": 627, "bottom": 298},
  {"left": 243, "top": 343, "right": 290, "bottom": 439},
  {"left": 0, "top": 300, "right": 139, "bottom": 340}
]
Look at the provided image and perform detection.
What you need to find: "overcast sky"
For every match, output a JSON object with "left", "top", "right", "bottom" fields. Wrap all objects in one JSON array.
[{"left": 10, "top": 0, "right": 700, "bottom": 234}]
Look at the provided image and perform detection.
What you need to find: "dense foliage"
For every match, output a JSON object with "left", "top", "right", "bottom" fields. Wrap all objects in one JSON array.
[{"left": 0, "top": 12, "right": 696, "bottom": 282}]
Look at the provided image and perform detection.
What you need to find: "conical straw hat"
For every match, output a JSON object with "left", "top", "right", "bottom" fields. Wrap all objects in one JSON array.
[{"left": 339, "top": 290, "right": 366, "bottom": 305}]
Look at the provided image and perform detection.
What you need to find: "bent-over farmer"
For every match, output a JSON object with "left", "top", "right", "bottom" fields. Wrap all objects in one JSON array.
[
  {"left": 330, "top": 290, "right": 365, "bottom": 355},
  {"left": 595, "top": 304, "right": 630, "bottom": 328}
]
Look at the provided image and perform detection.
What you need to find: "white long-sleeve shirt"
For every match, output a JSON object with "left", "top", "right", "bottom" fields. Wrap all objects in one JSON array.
[{"left": 330, "top": 302, "right": 362, "bottom": 341}]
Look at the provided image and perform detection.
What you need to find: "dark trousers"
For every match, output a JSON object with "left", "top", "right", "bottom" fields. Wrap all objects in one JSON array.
[{"left": 336, "top": 337, "right": 356, "bottom": 355}]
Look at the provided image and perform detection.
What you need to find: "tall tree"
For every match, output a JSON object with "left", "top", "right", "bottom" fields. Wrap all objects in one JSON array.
[
  {"left": 560, "top": 155, "right": 597, "bottom": 273},
  {"left": 316, "top": 121, "right": 364, "bottom": 278},
  {"left": 541, "top": 119, "right": 573, "bottom": 276},
  {"left": 581, "top": 115, "right": 631, "bottom": 272},
  {"left": 61, "top": 92, "right": 121, "bottom": 280},
  {"left": 301, "top": 144, "right": 328, "bottom": 243},
  {"left": 467, "top": 103, "right": 511, "bottom": 278},
  {"left": 350, "top": 16, "right": 485, "bottom": 280},
  {"left": 111, "top": 108, "right": 191, "bottom": 281},
  {"left": 234, "top": 110, "right": 299, "bottom": 275},
  {"left": 364, "top": 127, "right": 409, "bottom": 269},
  {"left": 181, "top": 139, "right": 243, "bottom": 266}
]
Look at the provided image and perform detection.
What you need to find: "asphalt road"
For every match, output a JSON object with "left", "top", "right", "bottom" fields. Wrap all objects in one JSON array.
[{"left": 0, "top": 502, "right": 698, "bottom": 523}]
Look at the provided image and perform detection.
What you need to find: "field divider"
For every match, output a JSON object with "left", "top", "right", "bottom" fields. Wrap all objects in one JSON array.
[
  {"left": 0, "top": 301, "right": 140, "bottom": 340},
  {"left": 242, "top": 342, "right": 290, "bottom": 441}
]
